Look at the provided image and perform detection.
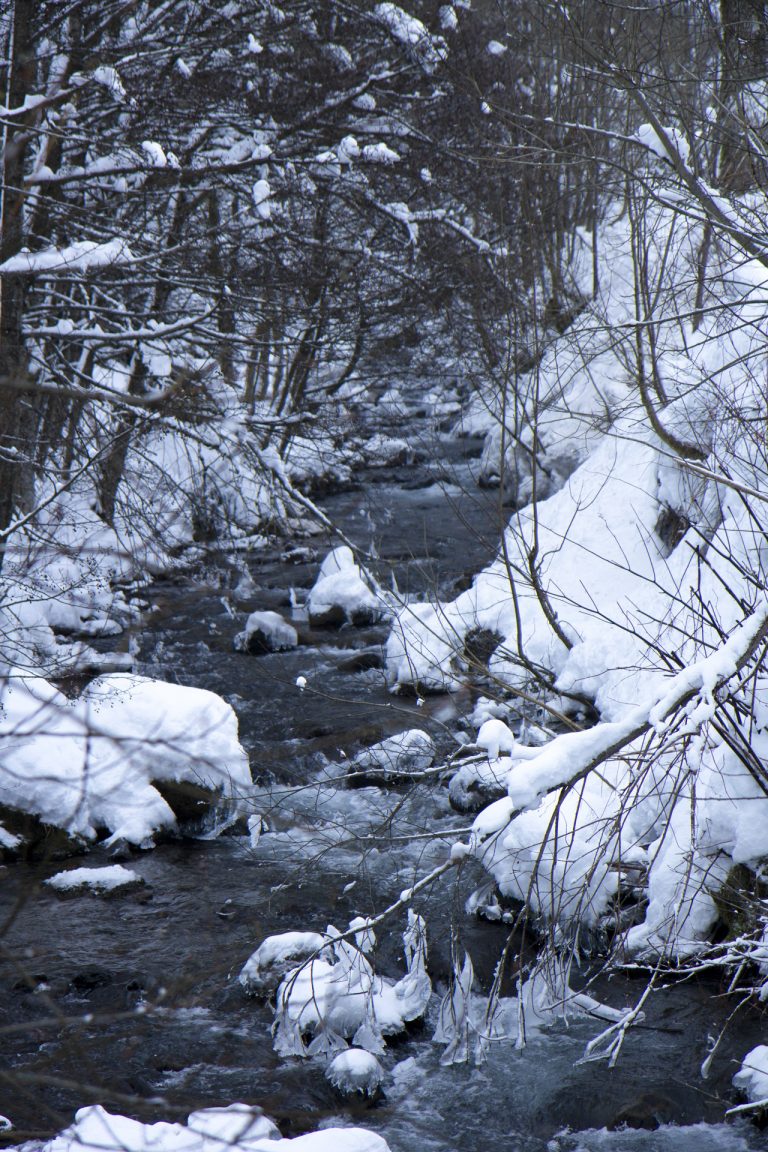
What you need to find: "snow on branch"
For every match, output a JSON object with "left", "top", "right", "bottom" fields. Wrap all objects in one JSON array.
[
  {"left": 0, "top": 239, "right": 134, "bottom": 277},
  {"left": 472, "top": 600, "right": 768, "bottom": 820}
]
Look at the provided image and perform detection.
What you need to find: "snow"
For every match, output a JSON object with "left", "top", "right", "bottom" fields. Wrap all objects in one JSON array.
[
  {"left": 385, "top": 196, "right": 768, "bottom": 952},
  {"left": 733, "top": 1045, "right": 768, "bottom": 1105},
  {"left": 0, "top": 673, "right": 251, "bottom": 846},
  {"left": 19, "top": 1103, "right": 390, "bottom": 1152},
  {"left": 141, "top": 140, "right": 168, "bottom": 166},
  {"left": 476, "top": 718, "right": 516, "bottom": 758},
  {"left": 326, "top": 1049, "right": 384, "bottom": 1095},
  {"left": 252, "top": 178, "right": 272, "bottom": 219},
  {"left": 45, "top": 865, "right": 141, "bottom": 892},
  {"left": 233, "top": 610, "right": 298, "bottom": 654},
  {"left": 271, "top": 914, "right": 430, "bottom": 1058},
  {"left": 350, "top": 729, "right": 435, "bottom": 779},
  {"left": 307, "top": 546, "right": 389, "bottom": 626},
  {"left": 635, "top": 121, "right": 691, "bottom": 167},
  {"left": 0, "top": 239, "right": 134, "bottom": 276},
  {"left": 362, "top": 143, "right": 400, "bottom": 165},
  {"left": 373, "top": 3, "right": 446, "bottom": 72},
  {"left": 91, "top": 65, "right": 126, "bottom": 101},
  {"left": 240, "top": 931, "right": 329, "bottom": 995}
]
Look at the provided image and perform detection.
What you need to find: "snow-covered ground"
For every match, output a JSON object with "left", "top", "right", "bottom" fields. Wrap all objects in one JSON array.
[
  {"left": 9, "top": 1103, "right": 390, "bottom": 1152},
  {"left": 385, "top": 199, "right": 768, "bottom": 971}
]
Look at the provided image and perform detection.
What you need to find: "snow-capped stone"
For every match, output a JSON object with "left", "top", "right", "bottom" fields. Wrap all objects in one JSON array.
[
  {"left": 307, "top": 546, "right": 385, "bottom": 627},
  {"left": 45, "top": 865, "right": 143, "bottom": 894},
  {"left": 734, "top": 1045, "right": 768, "bottom": 1104},
  {"left": 0, "top": 673, "right": 251, "bottom": 847},
  {"left": 362, "top": 434, "right": 413, "bottom": 467},
  {"left": 349, "top": 729, "right": 435, "bottom": 782},
  {"left": 476, "top": 718, "right": 516, "bottom": 758},
  {"left": 234, "top": 610, "right": 298, "bottom": 654},
  {"left": 31, "top": 1103, "right": 390, "bottom": 1152},
  {"left": 240, "top": 931, "right": 329, "bottom": 995},
  {"left": 326, "top": 1049, "right": 384, "bottom": 1096}
]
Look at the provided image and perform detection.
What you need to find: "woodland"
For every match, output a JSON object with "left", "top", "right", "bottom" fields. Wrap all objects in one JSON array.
[{"left": 4, "top": 2, "right": 768, "bottom": 1149}]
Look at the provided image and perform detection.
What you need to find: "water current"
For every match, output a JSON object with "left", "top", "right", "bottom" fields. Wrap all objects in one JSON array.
[{"left": 2, "top": 425, "right": 768, "bottom": 1152}]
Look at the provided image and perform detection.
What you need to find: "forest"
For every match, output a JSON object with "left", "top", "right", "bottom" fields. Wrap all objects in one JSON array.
[{"left": 3, "top": 1, "right": 768, "bottom": 1149}]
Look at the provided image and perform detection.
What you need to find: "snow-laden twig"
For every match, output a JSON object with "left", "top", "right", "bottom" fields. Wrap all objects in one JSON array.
[
  {"left": 482, "top": 601, "right": 768, "bottom": 815},
  {"left": 577, "top": 976, "right": 655, "bottom": 1067}
]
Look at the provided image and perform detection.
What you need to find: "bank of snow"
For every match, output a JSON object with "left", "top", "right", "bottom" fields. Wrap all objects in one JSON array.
[{"left": 386, "top": 198, "right": 768, "bottom": 971}]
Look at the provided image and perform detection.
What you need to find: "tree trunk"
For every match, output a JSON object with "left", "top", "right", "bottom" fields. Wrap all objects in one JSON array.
[{"left": 0, "top": 0, "right": 38, "bottom": 569}]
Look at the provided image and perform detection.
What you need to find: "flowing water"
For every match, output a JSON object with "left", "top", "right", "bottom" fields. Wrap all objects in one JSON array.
[{"left": 2, "top": 422, "right": 768, "bottom": 1151}]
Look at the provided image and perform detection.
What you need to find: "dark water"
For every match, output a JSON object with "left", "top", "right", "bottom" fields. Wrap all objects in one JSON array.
[{"left": 1, "top": 436, "right": 768, "bottom": 1150}]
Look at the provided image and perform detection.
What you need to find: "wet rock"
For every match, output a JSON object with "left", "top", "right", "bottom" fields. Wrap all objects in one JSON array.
[
  {"left": 152, "top": 779, "right": 247, "bottom": 835},
  {"left": 233, "top": 610, "right": 298, "bottom": 654},
  {"left": 608, "top": 1092, "right": 676, "bottom": 1131},
  {"left": 0, "top": 804, "right": 87, "bottom": 862},
  {"left": 336, "top": 648, "right": 383, "bottom": 673},
  {"left": 463, "top": 627, "right": 503, "bottom": 669},
  {"left": 68, "top": 968, "right": 113, "bottom": 995}
]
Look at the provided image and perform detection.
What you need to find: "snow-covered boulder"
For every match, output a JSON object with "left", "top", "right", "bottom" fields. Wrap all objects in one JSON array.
[
  {"left": 476, "top": 718, "right": 516, "bottom": 758},
  {"left": 349, "top": 729, "right": 435, "bottom": 783},
  {"left": 273, "top": 914, "right": 430, "bottom": 1058},
  {"left": 25, "top": 1102, "right": 390, "bottom": 1152},
  {"left": 307, "top": 546, "right": 386, "bottom": 627},
  {"left": 362, "top": 434, "right": 413, "bottom": 467},
  {"left": 240, "top": 931, "right": 330, "bottom": 996},
  {"left": 0, "top": 672, "right": 251, "bottom": 848},
  {"left": 326, "top": 1049, "right": 384, "bottom": 1096},
  {"left": 234, "top": 610, "right": 298, "bottom": 654},
  {"left": 734, "top": 1045, "right": 768, "bottom": 1106},
  {"left": 45, "top": 865, "right": 144, "bottom": 895}
]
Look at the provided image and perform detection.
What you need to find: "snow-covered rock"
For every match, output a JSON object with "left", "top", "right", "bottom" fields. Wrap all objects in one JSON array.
[
  {"left": 0, "top": 672, "right": 251, "bottom": 847},
  {"left": 45, "top": 865, "right": 143, "bottom": 894},
  {"left": 734, "top": 1045, "right": 768, "bottom": 1106},
  {"left": 272, "top": 913, "right": 430, "bottom": 1058},
  {"left": 20, "top": 1102, "right": 390, "bottom": 1152},
  {"left": 362, "top": 434, "right": 413, "bottom": 467},
  {"left": 240, "top": 931, "right": 330, "bottom": 995},
  {"left": 307, "top": 546, "right": 386, "bottom": 627},
  {"left": 234, "top": 610, "right": 298, "bottom": 654},
  {"left": 326, "top": 1049, "right": 384, "bottom": 1096},
  {"left": 349, "top": 729, "right": 435, "bottom": 782}
]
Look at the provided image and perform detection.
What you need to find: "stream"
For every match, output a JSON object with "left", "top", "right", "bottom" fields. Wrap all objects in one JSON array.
[{"left": 2, "top": 414, "right": 768, "bottom": 1151}]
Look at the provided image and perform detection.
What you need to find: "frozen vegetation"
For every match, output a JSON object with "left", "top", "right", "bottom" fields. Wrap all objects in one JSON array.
[{"left": 5, "top": 0, "right": 768, "bottom": 1143}]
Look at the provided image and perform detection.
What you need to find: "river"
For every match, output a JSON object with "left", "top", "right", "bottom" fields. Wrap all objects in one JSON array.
[{"left": 1, "top": 415, "right": 767, "bottom": 1151}]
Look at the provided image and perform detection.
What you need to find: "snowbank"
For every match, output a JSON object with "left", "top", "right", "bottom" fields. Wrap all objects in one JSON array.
[{"left": 386, "top": 198, "right": 768, "bottom": 956}]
